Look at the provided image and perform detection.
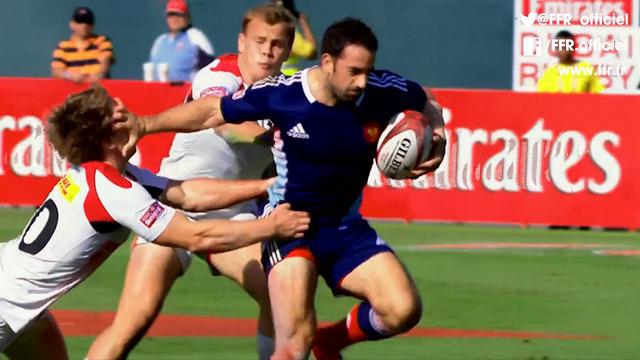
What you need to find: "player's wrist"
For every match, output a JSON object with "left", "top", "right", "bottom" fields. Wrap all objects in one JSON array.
[
  {"left": 263, "top": 216, "right": 278, "bottom": 238},
  {"left": 139, "top": 115, "right": 150, "bottom": 136}
]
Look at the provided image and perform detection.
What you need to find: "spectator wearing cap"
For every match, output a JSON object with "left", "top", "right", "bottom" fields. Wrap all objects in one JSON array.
[
  {"left": 51, "top": 7, "right": 115, "bottom": 83},
  {"left": 537, "top": 30, "right": 604, "bottom": 93},
  {"left": 148, "top": 0, "right": 215, "bottom": 82}
]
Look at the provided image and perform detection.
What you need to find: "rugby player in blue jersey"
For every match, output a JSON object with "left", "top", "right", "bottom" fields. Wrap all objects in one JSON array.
[{"left": 114, "top": 18, "right": 445, "bottom": 360}]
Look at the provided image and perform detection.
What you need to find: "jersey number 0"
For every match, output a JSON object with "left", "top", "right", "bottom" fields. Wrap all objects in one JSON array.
[{"left": 18, "top": 199, "right": 59, "bottom": 255}]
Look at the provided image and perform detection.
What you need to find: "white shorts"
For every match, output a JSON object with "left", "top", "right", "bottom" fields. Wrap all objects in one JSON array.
[
  {"left": 0, "top": 314, "right": 17, "bottom": 352},
  {"left": 135, "top": 212, "right": 258, "bottom": 274}
]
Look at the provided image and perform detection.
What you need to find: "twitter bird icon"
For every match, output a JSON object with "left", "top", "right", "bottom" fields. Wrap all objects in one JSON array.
[{"left": 519, "top": 12, "right": 537, "bottom": 27}]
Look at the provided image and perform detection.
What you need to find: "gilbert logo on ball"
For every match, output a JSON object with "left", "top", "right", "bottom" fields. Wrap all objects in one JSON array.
[{"left": 376, "top": 110, "right": 432, "bottom": 179}]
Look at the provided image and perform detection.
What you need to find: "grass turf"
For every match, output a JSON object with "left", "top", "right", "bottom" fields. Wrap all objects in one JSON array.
[{"left": 1, "top": 208, "right": 639, "bottom": 359}]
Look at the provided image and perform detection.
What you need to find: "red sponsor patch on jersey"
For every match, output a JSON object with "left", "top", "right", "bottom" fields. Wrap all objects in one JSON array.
[
  {"left": 200, "top": 86, "right": 229, "bottom": 98},
  {"left": 140, "top": 201, "right": 166, "bottom": 228}
]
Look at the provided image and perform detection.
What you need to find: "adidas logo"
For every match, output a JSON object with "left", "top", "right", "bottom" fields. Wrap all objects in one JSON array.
[{"left": 286, "top": 123, "right": 310, "bottom": 139}]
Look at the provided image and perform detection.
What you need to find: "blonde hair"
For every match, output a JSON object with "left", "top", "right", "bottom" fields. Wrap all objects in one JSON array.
[{"left": 242, "top": 4, "right": 296, "bottom": 46}]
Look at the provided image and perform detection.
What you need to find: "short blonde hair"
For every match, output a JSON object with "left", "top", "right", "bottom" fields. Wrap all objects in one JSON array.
[{"left": 242, "top": 4, "right": 296, "bottom": 46}]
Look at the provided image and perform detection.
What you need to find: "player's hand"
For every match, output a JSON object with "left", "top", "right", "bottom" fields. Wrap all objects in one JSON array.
[
  {"left": 270, "top": 203, "right": 310, "bottom": 239},
  {"left": 111, "top": 97, "right": 145, "bottom": 159},
  {"left": 410, "top": 99, "right": 447, "bottom": 179}
]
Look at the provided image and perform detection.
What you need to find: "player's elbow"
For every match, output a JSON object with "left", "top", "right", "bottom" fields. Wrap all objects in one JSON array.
[{"left": 181, "top": 193, "right": 227, "bottom": 213}]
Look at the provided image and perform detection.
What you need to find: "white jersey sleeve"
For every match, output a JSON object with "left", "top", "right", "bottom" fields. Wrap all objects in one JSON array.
[
  {"left": 95, "top": 167, "right": 175, "bottom": 242},
  {"left": 191, "top": 60, "right": 242, "bottom": 100}
]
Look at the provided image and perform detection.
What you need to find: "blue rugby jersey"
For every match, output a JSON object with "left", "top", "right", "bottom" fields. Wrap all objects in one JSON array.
[{"left": 220, "top": 68, "right": 427, "bottom": 226}]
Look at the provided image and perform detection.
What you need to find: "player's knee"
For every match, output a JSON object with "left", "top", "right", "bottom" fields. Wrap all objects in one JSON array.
[
  {"left": 380, "top": 292, "right": 423, "bottom": 333},
  {"left": 277, "top": 318, "right": 315, "bottom": 357},
  {"left": 276, "top": 336, "right": 313, "bottom": 360}
]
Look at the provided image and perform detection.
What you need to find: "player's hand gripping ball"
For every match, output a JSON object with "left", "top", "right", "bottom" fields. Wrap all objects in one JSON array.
[{"left": 376, "top": 110, "right": 433, "bottom": 179}]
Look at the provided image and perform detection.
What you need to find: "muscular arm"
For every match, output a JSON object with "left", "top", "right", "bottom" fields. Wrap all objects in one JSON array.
[
  {"left": 153, "top": 204, "right": 309, "bottom": 253},
  {"left": 141, "top": 96, "right": 227, "bottom": 135},
  {"left": 160, "top": 178, "right": 272, "bottom": 212}
]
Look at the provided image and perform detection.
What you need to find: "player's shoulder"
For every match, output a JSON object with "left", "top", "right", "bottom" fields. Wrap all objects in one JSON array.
[
  {"left": 367, "top": 69, "right": 411, "bottom": 92},
  {"left": 206, "top": 54, "right": 241, "bottom": 76},
  {"left": 192, "top": 54, "right": 242, "bottom": 99},
  {"left": 82, "top": 161, "right": 133, "bottom": 189},
  {"left": 251, "top": 71, "right": 304, "bottom": 91}
]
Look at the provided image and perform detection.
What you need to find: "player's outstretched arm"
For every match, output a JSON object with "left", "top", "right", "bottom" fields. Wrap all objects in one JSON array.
[
  {"left": 153, "top": 203, "right": 310, "bottom": 253},
  {"left": 410, "top": 97, "right": 447, "bottom": 178},
  {"left": 112, "top": 96, "right": 227, "bottom": 158},
  {"left": 161, "top": 177, "right": 274, "bottom": 212}
]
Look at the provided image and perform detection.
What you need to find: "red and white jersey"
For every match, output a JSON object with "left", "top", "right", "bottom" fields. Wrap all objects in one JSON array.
[
  {"left": 159, "top": 54, "right": 273, "bottom": 219},
  {"left": 0, "top": 162, "right": 175, "bottom": 332}
]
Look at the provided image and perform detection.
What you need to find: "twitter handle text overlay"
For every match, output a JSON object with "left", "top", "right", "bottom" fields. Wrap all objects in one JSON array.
[
  {"left": 519, "top": 12, "right": 629, "bottom": 27},
  {"left": 522, "top": 36, "right": 626, "bottom": 57}
]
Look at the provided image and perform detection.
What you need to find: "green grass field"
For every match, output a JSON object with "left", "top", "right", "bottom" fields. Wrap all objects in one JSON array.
[{"left": 1, "top": 207, "right": 639, "bottom": 359}]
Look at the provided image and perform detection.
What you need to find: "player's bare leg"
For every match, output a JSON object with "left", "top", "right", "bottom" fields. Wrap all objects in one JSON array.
[
  {"left": 4, "top": 311, "right": 68, "bottom": 360},
  {"left": 268, "top": 257, "right": 318, "bottom": 360},
  {"left": 313, "top": 252, "right": 422, "bottom": 359},
  {"left": 87, "top": 241, "right": 183, "bottom": 359},
  {"left": 203, "top": 242, "right": 275, "bottom": 359}
]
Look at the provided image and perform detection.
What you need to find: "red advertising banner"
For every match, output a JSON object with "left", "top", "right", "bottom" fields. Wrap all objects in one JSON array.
[
  {"left": 363, "top": 89, "right": 640, "bottom": 229},
  {"left": 0, "top": 78, "right": 188, "bottom": 205},
  {"left": 1, "top": 78, "right": 639, "bottom": 228}
]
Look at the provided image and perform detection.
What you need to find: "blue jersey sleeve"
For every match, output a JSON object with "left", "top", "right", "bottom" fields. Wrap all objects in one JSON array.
[
  {"left": 403, "top": 79, "right": 428, "bottom": 112},
  {"left": 220, "top": 85, "right": 272, "bottom": 124}
]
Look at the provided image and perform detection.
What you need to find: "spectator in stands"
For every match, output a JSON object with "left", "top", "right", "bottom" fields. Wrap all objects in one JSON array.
[
  {"left": 537, "top": 30, "right": 604, "bottom": 93},
  {"left": 272, "top": 0, "right": 317, "bottom": 75},
  {"left": 147, "top": 0, "right": 215, "bottom": 82},
  {"left": 51, "top": 7, "right": 115, "bottom": 83}
]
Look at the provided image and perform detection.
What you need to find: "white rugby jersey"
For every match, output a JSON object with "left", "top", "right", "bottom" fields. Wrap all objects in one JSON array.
[
  {"left": 159, "top": 54, "right": 273, "bottom": 219},
  {"left": 0, "top": 162, "right": 175, "bottom": 332}
]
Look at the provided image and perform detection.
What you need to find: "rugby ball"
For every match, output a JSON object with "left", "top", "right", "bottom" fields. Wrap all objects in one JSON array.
[{"left": 376, "top": 110, "right": 433, "bottom": 179}]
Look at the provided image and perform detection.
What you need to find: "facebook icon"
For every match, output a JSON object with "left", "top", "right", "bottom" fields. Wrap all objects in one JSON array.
[{"left": 523, "top": 36, "right": 542, "bottom": 57}]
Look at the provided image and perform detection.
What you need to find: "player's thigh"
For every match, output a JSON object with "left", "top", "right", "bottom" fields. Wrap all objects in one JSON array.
[
  {"left": 268, "top": 256, "right": 319, "bottom": 336},
  {"left": 203, "top": 242, "right": 266, "bottom": 298},
  {"left": 113, "top": 240, "right": 185, "bottom": 326},
  {"left": 5, "top": 311, "right": 67, "bottom": 360},
  {"left": 340, "top": 251, "right": 420, "bottom": 311}
]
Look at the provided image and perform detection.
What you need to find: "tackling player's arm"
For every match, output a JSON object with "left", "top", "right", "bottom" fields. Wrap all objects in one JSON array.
[
  {"left": 161, "top": 177, "right": 274, "bottom": 212},
  {"left": 100, "top": 171, "right": 309, "bottom": 253},
  {"left": 154, "top": 203, "right": 309, "bottom": 253},
  {"left": 127, "top": 164, "right": 273, "bottom": 213}
]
